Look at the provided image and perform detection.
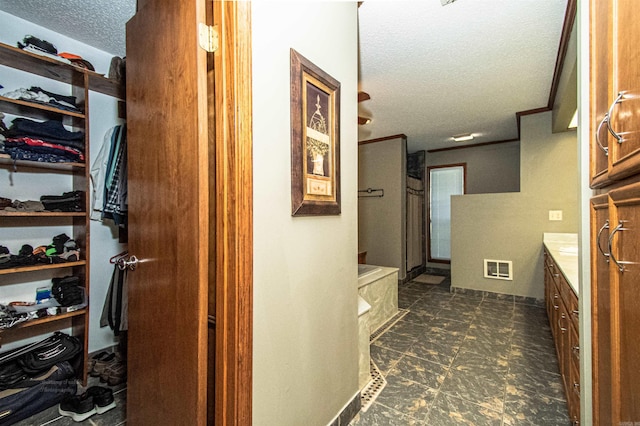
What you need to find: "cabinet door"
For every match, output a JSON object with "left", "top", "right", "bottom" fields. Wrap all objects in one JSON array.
[
  {"left": 569, "top": 335, "right": 581, "bottom": 425},
  {"left": 591, "top": 194, "right": 612, "bottom": 425},
  {"left": 589, "top": 0, "right": 611, "bottom": 187},
  {"left": 608, "top": 182, "right": 640, "bottom": 423},
  {"left": 607, "top": 0, "right": 640, "bottom": 181}
]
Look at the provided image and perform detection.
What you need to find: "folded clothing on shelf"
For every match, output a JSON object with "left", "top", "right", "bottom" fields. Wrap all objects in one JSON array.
[
  {"left": 51, "top": 276, "right": 84, "bottom": 307},
  {"left": 3, "top": 200, "right": 45, "bottom": 212},
  {"left": 59, "top": 52, "right": 95, "bottom": 72},
  {"left": 40, "top": 190, "right": 84, "bottom": 212},
  {"left": 0, "top": 234, "right": 80, "bottom": 269},
  {"left": 3, "top": 137, "right": 84, "bottom": 162},
  {"left": 3, "top": 118, "right": 85, "bottom": 163},
  {"left": 6, "top": 118, "right": 84, "bottom": 147},
  {"left": 1, "top": 87, "right": 82, "bottom": 113},
  {"left": 17, "top": 35, "right": 58, "bottom": 55}
]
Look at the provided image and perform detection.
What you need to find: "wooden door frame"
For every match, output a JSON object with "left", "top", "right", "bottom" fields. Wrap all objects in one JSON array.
[
  {"left": 426, "top": 163, "right": 467, "bottom": 264},
  {"left": 213, "top": 1, "right": 253, "bottom": 425}
]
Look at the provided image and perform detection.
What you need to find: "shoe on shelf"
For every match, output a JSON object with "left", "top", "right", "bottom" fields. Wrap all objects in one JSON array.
[
  {"left": 58, "top": 393, "right": 96, "bottom": 422},
  {"left": 87, "top": 386, "right": 116, "bottom": 414}
]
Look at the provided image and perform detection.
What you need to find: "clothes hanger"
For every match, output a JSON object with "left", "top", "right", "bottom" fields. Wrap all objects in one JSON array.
[{"left": 109, "top": 250, "right": 128, "bottom": 264}]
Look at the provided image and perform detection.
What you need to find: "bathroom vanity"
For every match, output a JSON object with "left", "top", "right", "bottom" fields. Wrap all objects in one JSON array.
[{"left": 543, "top": 233, "right": 579, "bottom": 425}]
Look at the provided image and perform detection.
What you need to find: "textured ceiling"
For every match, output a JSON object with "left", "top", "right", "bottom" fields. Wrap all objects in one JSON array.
[
  {"left": 357, "top": 0, "right": 568, "bottom": 151},
  {"left": 0, "top": 0, "right": 135, "bottom": 57},
  {"left": 0, "top": 0, "right": 568, "bottom": 153}
]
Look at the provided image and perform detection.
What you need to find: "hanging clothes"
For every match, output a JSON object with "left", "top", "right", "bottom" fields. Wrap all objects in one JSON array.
[
  {"left": 100, "top": 262, "right": 128, "bottom": 334},
  {"left": 90, "top": 125, "right": 128, "bottom": 225}
]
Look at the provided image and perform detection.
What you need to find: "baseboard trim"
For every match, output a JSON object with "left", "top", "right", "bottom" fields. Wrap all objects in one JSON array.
[
  {"left": 451, "top": 287, "right": 544, "bottom": 307},
  {"left": 327, "top": 390, "right": 361, "bottom": 426}
]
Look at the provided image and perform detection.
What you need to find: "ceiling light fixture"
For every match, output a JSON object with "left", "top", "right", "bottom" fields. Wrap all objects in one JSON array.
[
  {"left": 440, "top": 0, "right": 459, "bottom": 6},
  {"left": 452, "top": 133, "right": 474, "bottom": 142}
]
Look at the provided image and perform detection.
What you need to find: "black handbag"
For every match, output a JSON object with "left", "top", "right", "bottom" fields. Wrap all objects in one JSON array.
[{"left": 3, "top": 332, "right": 82, "bottom": 375}]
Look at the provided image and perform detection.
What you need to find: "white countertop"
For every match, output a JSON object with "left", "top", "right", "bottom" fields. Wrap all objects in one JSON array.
[{"left": 543, "top": 233, "right": 579, "bottom": 295}]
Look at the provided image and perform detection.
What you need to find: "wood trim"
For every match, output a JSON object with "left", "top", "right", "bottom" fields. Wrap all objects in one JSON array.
[
  {"left": 590, "top": 193, "right": 609, "bottom": 208},
  {"left": 608, "top": 181, "right": 640, "bottom": 204},
  {"left": 426, "top": 163, "right": 466, "bottom": 264},
  {"left": 358, "top": 133, "right": 407, "bottom": 145},
  {"left": 213, "top": 1, "right": 253, "bottom": 425},
  {"left": 516, "top": 107, "right": 551, "bottom": 138},
  {"left": 427, "top": 138, "right": 518, "bottom": 153},
  {"left": 548, "top": 0, "right": 577, "bottom": 109}
]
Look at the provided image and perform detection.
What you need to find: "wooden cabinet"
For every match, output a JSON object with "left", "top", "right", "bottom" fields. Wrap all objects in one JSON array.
[
  {"left": 544, "top": 248, "right": 580, "bottom": 425},
  {"left": 589, "top": 0, "right": 611, "bottom": 186},
  {"left": 590, "top": 194, "right": 612, "bottom": 425},
  {"left": 589, "top": 0, "right": 640, "bottom": 423},
  {"left": 590, "top": 0, "right": 640, "bottom": 187},
  {"left": 607, "top": 183, "right": 640, "bottom": 422},
  {"left": 0, "top": 42, "right": 122, "bottom": 383}
]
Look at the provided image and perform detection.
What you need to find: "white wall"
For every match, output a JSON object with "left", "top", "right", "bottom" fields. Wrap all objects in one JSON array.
[
  {"left": 252, "top": 2, "right": 359, "bottom": 425},
  {"left": 451, "top": 111, "right": 578, "bottom": 299},
  {"left": 0, "top": 11, "right": 125, "bottom": 352},
  {"left": 358, "top": 137, "right": 407, "bottom": 279}
]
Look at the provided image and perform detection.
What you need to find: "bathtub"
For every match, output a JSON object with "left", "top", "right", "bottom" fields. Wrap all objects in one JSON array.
[{"left": 357, "top": 264, "right": 398, "bottom": 334}]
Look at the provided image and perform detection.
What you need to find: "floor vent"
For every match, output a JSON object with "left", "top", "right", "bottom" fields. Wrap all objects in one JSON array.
[
  {"left": 370, "top": 309, "right": 409, "bottom": 343},
  {"left": 484, "top": 259, "right": 513, "bottom": 281},
  {"left": 360, "top": 360, "right": 386, "bottom": 412}
]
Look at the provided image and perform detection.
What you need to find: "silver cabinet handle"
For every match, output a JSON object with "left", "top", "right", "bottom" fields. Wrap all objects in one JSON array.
[
  {"left": 597, "top": 219, "right": 610, "bottom": 261},
  {"left": 606, "top": 92, "right": 625, "bottom": 143},
  {"left": 608, "top": 220, "right": 631, "bottom": 272},
  {"left": 558, "top": 314, "right": 567, "bottom": 332},
  {"left": 595, "top": 114, "right": 609, "bottom": 155},
  {"left": 572, "top": 345, "right": 580, "bottom": 359},
  {"left": 573, "top": 381, "right": 580, "bottom": 396}
]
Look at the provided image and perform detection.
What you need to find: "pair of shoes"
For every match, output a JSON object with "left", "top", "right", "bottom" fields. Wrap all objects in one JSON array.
[
  {"left": 58, "top": 386, "right": 115, "bottom": 422},
  {"left": 88, "top": 351, "right": 109, "bottom": 371},
  {"left": 89, "top": 352, "right": 118, "bottom": 377},
  {"left": 100, "top": 361, "right": 126, "bottom": 386}
]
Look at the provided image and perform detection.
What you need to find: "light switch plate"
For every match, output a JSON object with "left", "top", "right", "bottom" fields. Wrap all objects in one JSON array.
[{"left": 549, "top": 210, "right": 563, "bottom": 221}]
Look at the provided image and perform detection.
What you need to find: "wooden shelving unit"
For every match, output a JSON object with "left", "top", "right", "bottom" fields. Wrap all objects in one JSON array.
[{"left": 0, "top": 41, "right": 124, "bottom": 383}]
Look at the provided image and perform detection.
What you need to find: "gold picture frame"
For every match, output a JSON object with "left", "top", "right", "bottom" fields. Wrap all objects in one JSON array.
[{"left": 290, "top": 48, "right": 341, "bottom": 216}]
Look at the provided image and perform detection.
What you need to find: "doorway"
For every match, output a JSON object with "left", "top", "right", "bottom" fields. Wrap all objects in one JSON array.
[{"left": 427, "top": 163, "right": 466, "bottom": 263}]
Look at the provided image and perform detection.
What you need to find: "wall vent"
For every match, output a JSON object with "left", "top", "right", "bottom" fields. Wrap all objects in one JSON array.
[{"left": 484, "top": 259, "right": 513, "bottom": 281}]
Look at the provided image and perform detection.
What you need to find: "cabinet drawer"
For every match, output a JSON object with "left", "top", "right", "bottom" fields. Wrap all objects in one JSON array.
[
  {"left": 570, "top": 355, "right": 581, "bottom": 425},
  {"left": 568, "top": 287, "right": 579, "bottom": 330}
]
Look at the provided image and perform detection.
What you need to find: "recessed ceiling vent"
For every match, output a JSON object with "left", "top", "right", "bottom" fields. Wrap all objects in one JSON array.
[{"left": 484, "top": 259, "right": 513, "bottom": 281}]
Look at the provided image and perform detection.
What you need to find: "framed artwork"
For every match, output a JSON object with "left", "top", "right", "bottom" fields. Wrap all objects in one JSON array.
[{"left": 290, "top": 48, "right": 341, "bottom": 216}]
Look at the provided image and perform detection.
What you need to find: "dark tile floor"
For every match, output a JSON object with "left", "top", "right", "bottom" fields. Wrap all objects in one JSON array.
[
  {"left": 14, "top": 371, "right": 127, "bottom": 425},
  {"left": 17, "top": 277, "right": 568, "bottom": 426},
  {"left": 350, "top": 278, "right": 570, "bottom": 426}
]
